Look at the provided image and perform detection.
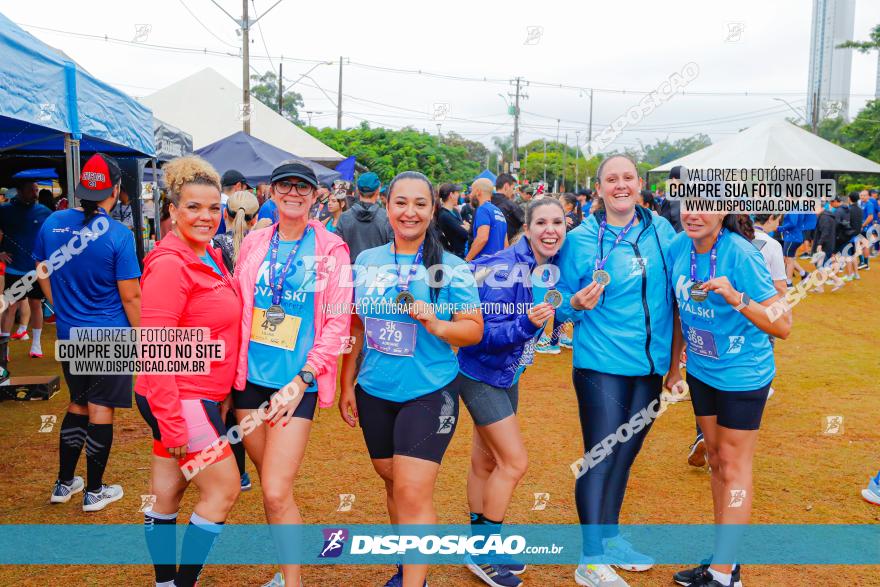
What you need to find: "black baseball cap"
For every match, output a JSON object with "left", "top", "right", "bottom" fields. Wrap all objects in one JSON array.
[
  {"left": 75, "top": 153, "right": 122, "bottom": 201},
  {"left": 221, "top": 169, "right": 250, "bottom": 188},
  {"left": 269, "top": 162, "right": 319, "bottom": 188},
  {"left": 668, "top": 165, "right": 683, "bottom": 180}
]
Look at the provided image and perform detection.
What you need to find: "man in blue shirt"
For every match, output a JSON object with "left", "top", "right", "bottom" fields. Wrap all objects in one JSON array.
[
  {"left": 0, "top": 179, "right": 53, "bottom": 356},
  {"left": 859, "top": 189, "right": 878, "bottom": 269},
  {"left": 465, "top": 178, "right": 507, "bottom": 261}
]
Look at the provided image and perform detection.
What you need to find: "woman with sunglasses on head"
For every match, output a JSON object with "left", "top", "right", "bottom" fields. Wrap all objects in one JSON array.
[
  {"left": 323, "top": 191, "right": 348, "bottom": 233},
  {"left": 233, "top": 163, "right": 353, "bottom": 587},
  {"left": 457, "top": 197, "right": 567, "bottom": 587},
  {"left": 555, "top": 154, "right": 681, "bottom": 587},
  {"left": 135, "top": 156, "right": 242, "bottom": 587},
  {"left": 339, "top": 171, "right": 483, "bottom": 587},
  {"left": 667, "top": 211, "right": 790, "bottom": 587}
]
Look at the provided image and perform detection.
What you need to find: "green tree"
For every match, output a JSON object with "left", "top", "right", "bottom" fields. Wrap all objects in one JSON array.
[
  {"left": 304, "top": 123, "right": 481, "bottom": 184},
  {"left": 639, "top": 134, "right": 712, "bottom": 167},
  {"left": 837, "top": 23, "right": 880, "bottom": 53},
  {"left": 250, "top": 70, "right": 305, "bottom": 125}
]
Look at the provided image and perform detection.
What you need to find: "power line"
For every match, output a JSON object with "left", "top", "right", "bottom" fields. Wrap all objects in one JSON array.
[{"left": 177, "top": 0, "right": 239, "bottom": 48}]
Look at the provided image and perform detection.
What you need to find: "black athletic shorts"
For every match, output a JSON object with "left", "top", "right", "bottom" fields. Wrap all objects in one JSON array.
[
  {"left": 5, "top": 272, "right": 45, "bottom": 300},
  {"left": 688, "top": 373, "right": 769, "bottom": 431},
  {"left": 355, "top": 381, "right": 460, "bottom": 464},
  {"left": 782, "top": 241, "right": 802, "bottom": 258},
  {"left": 62, "top": 361, "right": 132, "bottom": 408},
  {"left": 232, "top": 380, "right": 318, "bottom": 420}
]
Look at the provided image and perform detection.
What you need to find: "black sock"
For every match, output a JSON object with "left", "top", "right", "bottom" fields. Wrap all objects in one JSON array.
[
  {"left": 85, "top": 423, "right": 113, "bottom": 492},
  {"left": 144, "top": 510, "right": 178, "bottom": 584},
  {"left": 470, "top": 512, "right": 484, "bottom": 535},
  {"left": 57, "top": 412, "right": 88, "bottom": 482},
  {"left": 175, "top": 512, "right": 224, "bottom": 587},
  {"left": 225, "top": 410, "right": 246, "bottom": 476}
]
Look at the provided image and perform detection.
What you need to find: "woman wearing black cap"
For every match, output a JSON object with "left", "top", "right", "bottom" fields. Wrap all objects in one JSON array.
[
  {"left": 233, "top": 162, "right": 352, "bottom": 587},
  {"left": 36, "top": 153, "right": 142, "bottom": 512}
]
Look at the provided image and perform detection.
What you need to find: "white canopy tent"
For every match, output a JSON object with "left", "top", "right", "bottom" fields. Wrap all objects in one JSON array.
[
  {"left": 140, "top": 68, "right": 343, "bottom": 165},
  {"left": 650, "top": 119, "right": 880, "bottom": 175}
]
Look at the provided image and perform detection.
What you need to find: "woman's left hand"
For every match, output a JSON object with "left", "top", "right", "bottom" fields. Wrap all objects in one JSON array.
[
  {"left": 265, "top": 378, "right": 305, "bottom": 428},
  {"left": 701, "top": 276, "right": 741, "bottom": 306},
  {"left": 409, "top": 300, "right": 441, "bottom": 335}
]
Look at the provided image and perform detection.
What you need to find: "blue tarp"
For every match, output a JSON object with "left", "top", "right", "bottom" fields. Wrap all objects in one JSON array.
[
  {"left": 12, "top": 168, "right": 58, "bottom": 180},
  {"left": 475, "top": 169, "right": 497, "bottom": 184},
  {"left": 194, "top": 131, "right": 340, "bottom": 186},
  {"left": 0, "top": 12, "right": 154, "bottom": 156}
]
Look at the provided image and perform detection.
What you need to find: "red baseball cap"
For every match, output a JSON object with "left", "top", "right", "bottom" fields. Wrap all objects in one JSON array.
[{"left": 75, "top": 153, "right": 122, "bottom": 201}]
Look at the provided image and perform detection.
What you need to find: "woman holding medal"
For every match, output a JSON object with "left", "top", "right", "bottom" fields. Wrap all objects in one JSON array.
[
  {"left": 339, "top": 171, "right": 483, "bottom": 587},
  {"left": 668, "top": 212, "right": 790, "bottom": 587},
  {"left": 457, "top": 197, "right": 567, "bottom": 587},
  {"left": 233, "top": 162, "right": 352, "bottom": 587},
  {"left": 556, "top": 154, "right": 680, "bottom": 587}
]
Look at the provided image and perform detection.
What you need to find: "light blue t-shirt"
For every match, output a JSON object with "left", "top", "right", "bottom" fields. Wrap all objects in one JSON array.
[
  {"left": 472, "top": 201, "right": 507, "bottom": 259},
  {"left": 668, "top": 230, "right": 778, "bottom": 391},
  {"left": 355, "top": 244, "right": 480, "bottom": 402},
  {"left": 556, "top": 211, "right": 677, "bottom": 376},
  {"left": 200, "top": 252, "right": 223, "bottom": 276},
  {"left": 246, "top": 230, "right": 317, "bottom": 391}
]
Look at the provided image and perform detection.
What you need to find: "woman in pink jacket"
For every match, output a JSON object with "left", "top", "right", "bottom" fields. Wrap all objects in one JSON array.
[
  {"left": 135, "top": 156, "right": 242, "bottom": 587},
  {"left": 233, "top": 162, "right": 352, "bottom": 587}
]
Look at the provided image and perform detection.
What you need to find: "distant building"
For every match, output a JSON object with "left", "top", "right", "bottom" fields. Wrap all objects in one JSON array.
[{"left": 806, "top": 0, "right": 856, "bottom": 122}]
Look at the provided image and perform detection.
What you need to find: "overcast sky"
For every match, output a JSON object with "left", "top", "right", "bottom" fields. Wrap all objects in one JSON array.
[{"left": 4, "top": 0, "right": 880, "bottom": 153}]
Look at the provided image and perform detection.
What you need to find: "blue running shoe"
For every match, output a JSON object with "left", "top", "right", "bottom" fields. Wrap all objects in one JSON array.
[
  {"left": 384, "top": 564, "right": 428, "bottom": 587},
  {"left": 559, "top": 334, "right": 573, "bottom": 349},
  {"left": 497, "top": 561, "right": 526, "bottom": 575},
  {"left": 240, "top": 472, "right": 252, "bottom": 491},
  {"left": 862, "top": 471, "right": 880, "bottom": 506},
  {"left": 602, "top": 535, "right": 654, "bottom": 571},
  {"left": 466, "top": 555, "right": 522, "bottom": 587}
]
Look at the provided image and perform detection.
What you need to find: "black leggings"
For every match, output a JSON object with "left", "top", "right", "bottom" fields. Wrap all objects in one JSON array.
[{"left": 572, "top": 368, "right": 661, "bottom": 556}]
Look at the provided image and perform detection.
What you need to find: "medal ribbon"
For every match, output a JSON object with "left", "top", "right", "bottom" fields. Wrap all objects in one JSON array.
[
  {"left": 594, "top": 213, "right": 637, "bottom": 272},
  {"left": 269, "top": 226, "right": 311, "bottom": 306},
  {"left": 690, "top": 228, "right": 723, "bottom": 284},
  {"left": 393, "top": 242, "right": 424, "bottom": 293}
]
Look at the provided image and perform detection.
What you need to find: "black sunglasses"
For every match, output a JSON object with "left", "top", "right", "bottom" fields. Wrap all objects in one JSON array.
[{"left": 274, "top": 179, "right": 315, "bottom": 196}]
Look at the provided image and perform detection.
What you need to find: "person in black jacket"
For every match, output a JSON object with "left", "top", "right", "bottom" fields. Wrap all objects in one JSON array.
[
  {"left": 657, "top": 170, "right": 683, "bottom": 232},
  {"left": 435, "top": 183, "right": 470, "bottom": 257},
  {"left": 812, "top": 195, "right": 847, "bottom": 291},
  {"left": 492, "top": 173, "right": 525, "bottom": 241}
]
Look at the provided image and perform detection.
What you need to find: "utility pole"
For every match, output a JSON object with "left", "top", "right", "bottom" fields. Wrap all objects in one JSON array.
[
  {"left": 575, "top": 130, "right": 580, "bottom": 191},
  {"left": 587, "top": 88, "right": 594, "bottom": 154},
  {"left": 543, "top": 139, "right": 547, "bottom": 185},
  {"left": 337, "top": 56, "right": 344, "bottom": 130},
  {"left": 209, "top": 0, "right": 285, "bottom": 134},
  {"left": 241, "top": 0, "right": 250, "bottom": 134},
  {"left": 509, "top": 77, "right": 528, "bottom": 173},
  {"left": 562, "top": 133, "right": 568, "bottom": 192},
  {"left": 277, "top": 60, "right": 283, "bottom": 115}
]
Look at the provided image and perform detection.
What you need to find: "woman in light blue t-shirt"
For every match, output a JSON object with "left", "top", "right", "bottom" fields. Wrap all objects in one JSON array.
[
  {"left": 667, "top": 212, "right": 791, "bottom": 587},
  {"left": 339, "top": 171, "right": 483, "bottom": 587}
]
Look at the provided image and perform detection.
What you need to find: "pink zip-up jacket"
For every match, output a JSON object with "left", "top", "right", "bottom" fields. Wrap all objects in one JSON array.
[{"left": 233, "top": 219, "right": 352, "bottom": 407}]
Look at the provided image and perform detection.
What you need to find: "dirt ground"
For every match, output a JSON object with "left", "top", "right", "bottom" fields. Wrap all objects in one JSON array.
[{"left": 1, "top": 267, "right": 879, "bottom": 586}]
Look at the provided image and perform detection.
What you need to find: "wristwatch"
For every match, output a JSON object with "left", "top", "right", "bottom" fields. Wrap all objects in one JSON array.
[
  {"left": 733, "top": 291, "right": 751, "bottom": 312},
  {"left": 298, "top": 370, "right": 316, "bottom": 386}
]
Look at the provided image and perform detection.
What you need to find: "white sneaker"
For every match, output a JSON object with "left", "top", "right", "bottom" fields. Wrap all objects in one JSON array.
[
  {"left": 602, "top": 536, "right": 654, "bottom": 571},
  {"left": 82, "top": 484, "right": 124, "bottom": 512},
  {"left": 575, "top": 562, "right": 629, "bottom": 586},
  {"left": 767, "top": 386, "right": 775, "bottom": 399},
  {"left": 50, "top": 476, "right": 84, "bottom": 503}
]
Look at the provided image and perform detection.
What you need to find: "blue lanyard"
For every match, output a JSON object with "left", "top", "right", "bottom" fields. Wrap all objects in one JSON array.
[
  {"left": 393, "top": 242, "right": 424, "bottom": 292},
  {"left": 268, "top": 226, "right": 310, "bottom": 306},
  {"left": 594, "top": 214, "right": 637, "bottom": 271},
  {"left": 690, "top": 229, "right": 723, "bottom": 283}
]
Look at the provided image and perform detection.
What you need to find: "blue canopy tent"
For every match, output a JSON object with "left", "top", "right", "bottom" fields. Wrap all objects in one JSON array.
[
  {"left": 475, "top": 169, "right": 497, "bottom": 184},
  {"left": 0, "top": 11, "right": 155, "bottom": 258},
  {"left": 194, "top": 131, "right": 340, "bottom": 186}
]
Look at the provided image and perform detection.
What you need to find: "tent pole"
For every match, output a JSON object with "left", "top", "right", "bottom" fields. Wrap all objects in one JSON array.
[
  {"left": 152, "top": 158, "right": 161, "bottom": 241},
  {"left": 64, "top": 136, "right": 81, "bottom": 206}
]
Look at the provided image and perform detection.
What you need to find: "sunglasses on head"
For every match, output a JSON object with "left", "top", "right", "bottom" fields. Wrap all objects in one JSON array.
[{"left": 274, "top": 179, "right": 315, "bottom": 196}]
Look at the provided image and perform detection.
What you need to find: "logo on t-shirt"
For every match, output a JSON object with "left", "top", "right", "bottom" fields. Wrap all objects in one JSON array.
[{"left": 727, "top": 336, "right": 745, "bottom": 354}]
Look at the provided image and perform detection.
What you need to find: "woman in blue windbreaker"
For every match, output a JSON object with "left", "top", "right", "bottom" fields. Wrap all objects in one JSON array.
[
  {"left": 556, "top": 154, "right": 681, "bottom": 587},
  {"left": 456, "top": 198, "right": 566, "bottom": 587}
]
